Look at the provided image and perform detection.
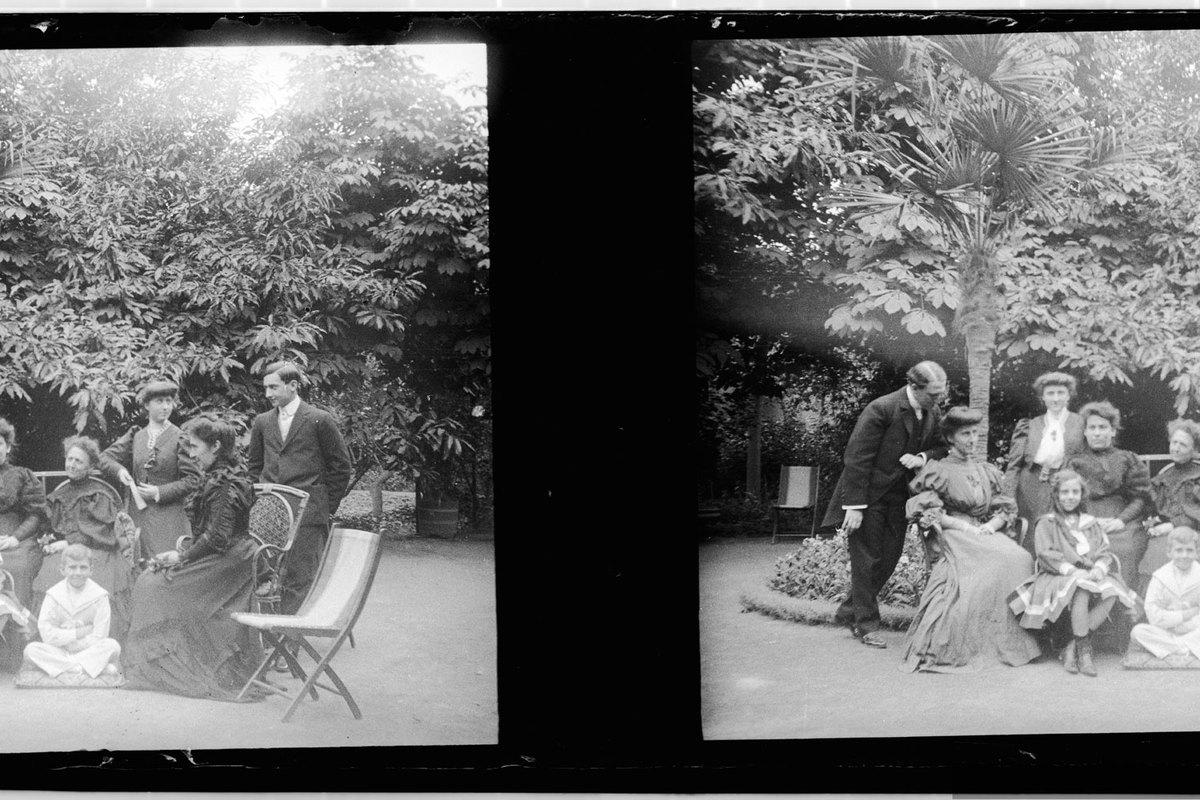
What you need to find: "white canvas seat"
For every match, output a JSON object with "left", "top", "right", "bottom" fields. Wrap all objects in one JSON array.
[{"left": 232, "top": 527, "right": 382, "bottom": 722}]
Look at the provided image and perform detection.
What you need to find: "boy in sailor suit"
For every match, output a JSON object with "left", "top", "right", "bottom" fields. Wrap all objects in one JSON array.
[
  {"left": 23, "top": 543, "right": 120, "bottom": 678},
  {"left": 1131, "top": 526, "right": 1200, "bottom": 659}
]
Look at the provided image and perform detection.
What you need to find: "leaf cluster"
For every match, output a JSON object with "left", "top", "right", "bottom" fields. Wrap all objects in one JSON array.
[
  {"left": 767, "top": 526, "right": 929, "bottom": 608},
  {"left": 0, "top": 46, "right": 488, "bottom": 437}
]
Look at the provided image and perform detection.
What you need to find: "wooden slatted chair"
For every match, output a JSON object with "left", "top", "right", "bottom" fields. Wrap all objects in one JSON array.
[{"left": 232, "top": 527, "right": 383, "bottom": 722}]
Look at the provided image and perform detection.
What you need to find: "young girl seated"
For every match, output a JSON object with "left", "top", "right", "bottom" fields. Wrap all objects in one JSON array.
[
  {"left": 1130, "top": 526, "right": 1200, "bottom": 659},
  {"left": 23, "top": 543, "right": 121, "bottom": 680},
  {"left": 1010, "top": 469, "right": 1138, "bottom": 676}
]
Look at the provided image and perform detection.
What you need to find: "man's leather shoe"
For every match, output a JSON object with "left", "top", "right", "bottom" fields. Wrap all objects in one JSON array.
[{"left": 859, "top": 631, "right": 887, "bottom": 648}]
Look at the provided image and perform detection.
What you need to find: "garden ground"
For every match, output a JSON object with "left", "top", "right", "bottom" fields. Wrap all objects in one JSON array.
[
  {"left": 0, "top": 491, "right": 496, "bottom": 753},
  {"left": 701, "top": 535, "right": 1200, "bottom": 740}
]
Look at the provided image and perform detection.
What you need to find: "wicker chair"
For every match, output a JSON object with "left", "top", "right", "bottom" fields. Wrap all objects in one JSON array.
[{"left": 247, "top": 483, "right": 310, "bottom": 620}]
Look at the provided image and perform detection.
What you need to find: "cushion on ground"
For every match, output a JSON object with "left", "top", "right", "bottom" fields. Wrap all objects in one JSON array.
[
  {"left": 1121, "top": 640, "right": 1200, "bottom": 670},
  {"left": 14, "top": 667, "right": 126, "bottom": 688}
]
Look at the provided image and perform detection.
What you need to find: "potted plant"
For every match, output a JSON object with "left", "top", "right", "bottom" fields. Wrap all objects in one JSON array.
[
  {"left": 314, "top": 362, "right": 472, "bottom": 538},
  {"left": 396, "top": 406, "right": 471, "bottom": 539}
]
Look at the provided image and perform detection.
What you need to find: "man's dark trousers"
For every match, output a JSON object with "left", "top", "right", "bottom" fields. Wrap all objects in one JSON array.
[{"left": 833, "top": 484, "right": 909, "bottom": 634}]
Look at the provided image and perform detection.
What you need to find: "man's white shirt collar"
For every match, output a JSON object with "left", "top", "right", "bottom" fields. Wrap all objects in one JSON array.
[
  {"left": 905, "top": 386, "right": 923, "bottom": 420},
  {"left": 279, "top": 396, "right": 302, "bottom": 419}
]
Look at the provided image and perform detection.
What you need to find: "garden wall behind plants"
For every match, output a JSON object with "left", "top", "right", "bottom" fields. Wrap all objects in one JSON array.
[{"left": 767, "top": 526, "right": 931, "bottom": 609}]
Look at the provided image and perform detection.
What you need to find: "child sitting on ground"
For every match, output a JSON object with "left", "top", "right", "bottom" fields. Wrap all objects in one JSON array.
[
  {"left": 23, "top": 543, "right": 120, "bottom": 679},
  {"left": 1009, "top": 469, "right": 1138, "bottom": 677},
  {"left": 1130, "top": 526, "right": 1200, "bottom": 660}
]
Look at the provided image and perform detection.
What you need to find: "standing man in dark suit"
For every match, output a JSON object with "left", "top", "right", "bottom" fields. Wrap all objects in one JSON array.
[
  {"left": 248, "top": 361, "right": 352, "bottom": 614},
  {"left": 821, "top": 361, "right": 949, "bottom": 648}
]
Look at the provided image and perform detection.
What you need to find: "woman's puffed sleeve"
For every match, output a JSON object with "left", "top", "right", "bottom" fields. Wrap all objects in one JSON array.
[
  {"left": 907, "top": 462, "right": 949, "bottom": 524},
  {"left": 1119, "top": 451, "right": 1151, "bottom": 523},
  {"left": 1001, "top": 418, "right": 1031, "bottom": 497},
  {"left": 77, "top": 489, "right": 119, "bottom": 548},
  {"left": 909, "top": 460, "right": 949, "bottom": 497},
  {"left": 97, "top": 427, "right": 135, "bottom": 482},
  {"left": 1173, "top": 475, "right": 1200, "bottom": 530},
  {"left": 180, "top": 469, "right": 251, "bottom": 563},
  {"left": 15, "top": 468, "right": 46, "bottom": 541},
  {"left": 154, "top": 438, "right": 203, "bottom": 506}
]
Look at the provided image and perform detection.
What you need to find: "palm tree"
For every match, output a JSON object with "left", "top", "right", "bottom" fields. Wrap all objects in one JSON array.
[{"left": 808, "top": 33, "right": 1131, "bottom": 455}]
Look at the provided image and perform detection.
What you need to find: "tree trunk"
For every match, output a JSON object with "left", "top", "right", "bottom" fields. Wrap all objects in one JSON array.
[
  {"left": 959, "top": 249, "right": 1000, "bottom": 461},
  {"left": 746, "top": 394, "right": 763, "bottom": 500},
  {"left": 371, "top": 471, "right": 388, "bottom": 519},
  {"left": 963, "top": 319, "right": 996, "bottom": 460}
]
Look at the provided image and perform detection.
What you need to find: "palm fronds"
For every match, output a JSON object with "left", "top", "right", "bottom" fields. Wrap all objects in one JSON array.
[
  {"left": 934, "top": 34, "right": 1072, "bottom": 106},
  {"left": 952, "top": 99, "right": 1091, "bottom": 208}
]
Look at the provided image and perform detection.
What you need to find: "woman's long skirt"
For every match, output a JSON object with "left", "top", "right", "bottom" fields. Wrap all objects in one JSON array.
[
  {"left": 122, "top": 538, "right": 264, "bottom": 701},
  {"left": 902, "top": 528, "right": 1042, "bottom": 673}
]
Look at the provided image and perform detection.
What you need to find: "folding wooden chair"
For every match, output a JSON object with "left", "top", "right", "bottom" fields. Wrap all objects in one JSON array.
[
  {"left": 232, "top": 527, "right": 383, "bottom": 722},
  {"left": 771, "top": 465, "right": 820, "bottom": 543}
]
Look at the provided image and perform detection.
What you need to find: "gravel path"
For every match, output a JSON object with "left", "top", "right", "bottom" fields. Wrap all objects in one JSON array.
[
  {"left": 702, "top": 536, "right": 1200, "bottom": 740},
  {"left": 0, "top": 536, "right": 496, "bottom": 753},
  {"left": 336, "top": 489, "right": 415, "bottom": 518}
]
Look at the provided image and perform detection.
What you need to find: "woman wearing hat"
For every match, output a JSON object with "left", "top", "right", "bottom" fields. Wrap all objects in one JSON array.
[
  {"left": 98, "top": 380, "right": 202, "bottom": 557},
  {"left": 1003, "top": 371, "right": 1087, "bottom": 557}
]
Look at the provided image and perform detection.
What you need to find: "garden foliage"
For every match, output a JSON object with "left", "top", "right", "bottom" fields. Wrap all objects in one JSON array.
[
  {"left": 696, "top": 30, "right": 1200, "bottom": 461},
  {"left": 767, "top": 526, "right": 930, "bottom": 609},
  {"left": 0, "top": 47, "right": 488, "bottom": 445}
]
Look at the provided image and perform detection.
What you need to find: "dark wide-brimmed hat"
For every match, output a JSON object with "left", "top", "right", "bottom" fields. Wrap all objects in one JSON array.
[{"left": 137, "top": 380, "right": 180, "bottom": 406}]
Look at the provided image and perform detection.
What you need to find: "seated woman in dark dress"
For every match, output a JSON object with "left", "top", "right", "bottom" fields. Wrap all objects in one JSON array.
[
  {"left": 1139, "top": 419, "right": 1200, "bottom": 594},
  {"left": 1065, "top": 401, "right": 1151, "bottom": 583},
  {"left": 0, "top": 418, "right": 48, "bottom": 613},
  {"left": 122, "top": 415, "right": 263, "bottom": 701},
  {"left": 40, "top": 436, "right": 135, "bottom": 642}
]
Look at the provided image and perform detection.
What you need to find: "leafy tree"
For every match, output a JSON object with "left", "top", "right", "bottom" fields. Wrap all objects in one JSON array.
[
  {"left": 813, "top": 33, "right": 1135, "bottom": 453},
  {"left": 1003, "top": 30, "right": 1200, "bottom": 415},
  {"left": 0, "top": 46, "right": 487, "bottom": 454},
  {"left": 694, "top": 34, "right": 1156, "bottom": 458}
]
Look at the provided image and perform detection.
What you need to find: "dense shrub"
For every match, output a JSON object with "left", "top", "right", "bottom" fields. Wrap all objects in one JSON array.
[
  {"left": 698, "top": 345, "right": 894, "bottom": 516},
  {"left": 767, "top": 526, "right": 931, "bottom": 608}
]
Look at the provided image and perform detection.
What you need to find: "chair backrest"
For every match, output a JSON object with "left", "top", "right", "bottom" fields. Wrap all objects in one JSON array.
[
  {"left": 294, "top": 528, "right": 383, "bottom": 632},
  {"left": 35, "top": 472, "right": 121, "bottom": 504},
  {"left": 249, "top": 483, "right": 310, "bottom": 553},
  {"left": 1138, "top": 454, "right": 1174, "bottom": 478},
  {"left": 777, "top": 466, "right": 818, "bottom": 509}
]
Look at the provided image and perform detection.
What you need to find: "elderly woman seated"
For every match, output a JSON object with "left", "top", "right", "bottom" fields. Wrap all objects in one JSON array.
[{"left": 38, "top": 436, "right": 137, "bottom": 643}]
